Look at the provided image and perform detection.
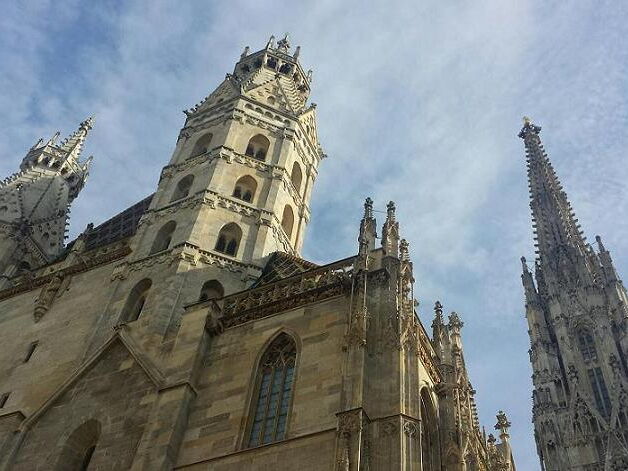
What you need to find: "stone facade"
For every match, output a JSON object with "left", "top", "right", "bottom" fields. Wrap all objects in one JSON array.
[
  {"left": 0, "top": 35, "right": 516, "bottom": 470},
  {"left": 519, "top": 119, "right": 628, "bottom": 470}
]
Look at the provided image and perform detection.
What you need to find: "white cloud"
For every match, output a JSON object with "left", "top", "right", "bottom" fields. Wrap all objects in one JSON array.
[{"left": 2, "top": 1, "right": 627, "bottom": 467}]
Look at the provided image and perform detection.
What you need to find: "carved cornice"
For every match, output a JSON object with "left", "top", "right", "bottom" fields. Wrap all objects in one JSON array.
[
  {"left": 0, "top": 243, "right": 131, "bottom": 301},
  {"left": 221, "top": 258, "right": 354, "bottom": 329}
]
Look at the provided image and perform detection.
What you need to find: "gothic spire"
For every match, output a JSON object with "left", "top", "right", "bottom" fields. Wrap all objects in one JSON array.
[
  {"left": 356, "top": 197, "right": 377, "bottom": 270},
  {"left": 519, "top": 117, "right": 588, "bottom": 262},
  {"left": 381, "top": 201, "right": 399, "bottom": 257}
]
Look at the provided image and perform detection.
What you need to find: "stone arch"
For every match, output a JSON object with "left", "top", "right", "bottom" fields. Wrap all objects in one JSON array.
[
  {"left": 190, "top": 132, "right": 213, "bottom": 157},
  {"left": 150, "top": 220, "right": 176, "bottom": 254},
  {"left": 232, "top": 175, "right": 258, "bottom": 203},
  {"left": 245, "top": 134, "right": 270, "bottom": 161},
  {"left": 290, "top": 162, "right": 302, "bottom": 195},
  {"left": 170, "top": 174, "right": 194, "bottom": 202},
  {"left": 199, "top": 280, "right": 224, "bottom": 302},
  {"left": 121, "top": 278, "right": 152, "bottom": 322},
  {"left": 54, "top": 419, "right": 101, "bottom": 471},
  {"left": 420, "top": 387, "right": 440, "bottom": 471},
  {"left": 215, "top": 223, "right": 242, "bottom": 257},
  {"left": 281, "top": 205, "right": 294, "bottom": 239}
]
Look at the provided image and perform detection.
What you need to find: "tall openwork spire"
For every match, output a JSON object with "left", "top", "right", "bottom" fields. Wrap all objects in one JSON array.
[{"left": 519, "top": 117, "right": 587, "bottom": 261}]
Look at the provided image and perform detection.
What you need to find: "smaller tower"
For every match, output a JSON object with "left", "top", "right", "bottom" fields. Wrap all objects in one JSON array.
[{"left": 0, "top": 118, "right": 94, "bottom": 287}]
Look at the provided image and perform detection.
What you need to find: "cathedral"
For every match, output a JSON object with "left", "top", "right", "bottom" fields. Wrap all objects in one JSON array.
[
  {"left": 0, "top": 35, "right": 520, "bottom": 470},
  {"left": 520, "top": 120, "right": 628, "bottom": 470}
]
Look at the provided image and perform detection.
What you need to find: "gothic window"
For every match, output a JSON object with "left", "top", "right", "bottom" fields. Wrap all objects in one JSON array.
[
  {"left": 420, "top": 388, "right": 439, "bottom": 471},
  {"left": 232, "top": 176, "right": 258, "bottom": 203},
  {"left": 290, "top": 162, "right": 302, "bottom": 195},
  {"left": 198, "top": 280, "right": 224, "bottom": 302},
  {"left": 190, "top": 133, "right": 213, "bottom": 157},
  {"left": 266, "top": 56, "right": 277, "bottom": 69},
  {"left": 150, "top": 221, "right": 176, "bottom": 254},
  {"left": 577, "top": 329, "right": 597, "bottom": 362},
  {"left": 121, "top": 279, "right": 152, "bottom": 322},
  {"left": 215, "top": 223, "right": 242, "bottom": 257},
  {"left": 281, "top": 205, "right": 294, "bottom": 239},
  {"left": 248, "top": 334, "right": 297, "bottom": 447},
  {"left": 279, "top": 63, "right": 292, "bottom": 74},
  {"left": 170, "top": 175, "right": 194, "bottom": 202},
  {"left": 245, "top": 134, "right": 270, "bottom": 161},
  {"left": 588, "top": 367, "right": 611, "bottom": 417},
  {"left": 54, "top": 419, "right": 101, "bottom": 471}
]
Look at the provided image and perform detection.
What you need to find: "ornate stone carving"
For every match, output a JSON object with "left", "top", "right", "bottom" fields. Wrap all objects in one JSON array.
[
  {"left": 33, "top": 273, "right": 66, "bottom": 322},
  {"left": 221, "top": 258, "right": 352, "bottom": 329},
  {"left": 403, "top": 420, "right": 418, "bottom": 438},
  {"left": 380, "top": 420, "right": 397, "bottom": 436}
]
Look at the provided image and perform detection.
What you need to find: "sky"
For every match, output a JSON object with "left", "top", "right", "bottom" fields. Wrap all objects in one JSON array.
[{"left": 1, "top": 1, "right": 628, "bottom": 468}]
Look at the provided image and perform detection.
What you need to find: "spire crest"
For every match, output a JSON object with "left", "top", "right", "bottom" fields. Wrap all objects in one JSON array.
[{"left": 519, "top": 118, "right": 588, "bottom": 262}]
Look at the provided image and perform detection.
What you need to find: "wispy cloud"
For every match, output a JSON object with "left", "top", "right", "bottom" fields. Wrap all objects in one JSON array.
[{"left": 2, "top": 1, "right": 627, "bottom": 467}]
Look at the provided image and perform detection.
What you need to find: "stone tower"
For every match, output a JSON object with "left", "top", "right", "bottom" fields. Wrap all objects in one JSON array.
[
  {"left": 519, "top": 118, "right": 628, "bottom": 470},
  {"left": 0, "top": 118, "right": 93, "bottom": 288},
  {"left": 132, "top": 33, "right": 324, "bottom": 295}
]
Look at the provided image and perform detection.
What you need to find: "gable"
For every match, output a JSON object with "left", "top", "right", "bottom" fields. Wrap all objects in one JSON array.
[{"left": 12, "top": 339, "right": 159, "bottom": 470}]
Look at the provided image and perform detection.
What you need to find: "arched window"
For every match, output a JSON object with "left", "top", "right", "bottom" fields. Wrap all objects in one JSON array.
[
  {"left": 190, "top": 133, "right": 213, "bottom": 157},
  {"left": 150, "top": 221, "right": 176, "bottom": 254},
  {"left": 578, "top": 329, "right": 597, "bottom": 361},
  {"left": 245, "top": 134, "right": 270, "bottom": 161},
  {"left": 420, "top": 389, "right": 439, "bottom": 471},
  {"left": 121, "top": 279, "right": 152, "bottom": 322},
  {"left": 281, "top": 205, "right": 294, "bottom": 239},
  {"left": 171, "top": 175, "right": 194, "bottom": 202},
  {"left": 232, "top": 176, "right": 258, "bottom": 203},
  {"left": 290, "top": 162, "right": 302, "bottom": 195},
  {"left": 199, "top": 280, "right": 224, "bottom": 302},
  {"left": 215, "top": 223, "right": 242, "bottom": 257},
  {"left": 248, "top": 333, "right": 297, "bottom": 447},
  {"left": 54, "top": 419, "right": 101, "bottom": 471}
]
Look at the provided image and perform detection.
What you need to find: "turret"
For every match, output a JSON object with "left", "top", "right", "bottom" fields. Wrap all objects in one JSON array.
[{"left": 0, "top": 117, "right": 94, "bottom": 286}]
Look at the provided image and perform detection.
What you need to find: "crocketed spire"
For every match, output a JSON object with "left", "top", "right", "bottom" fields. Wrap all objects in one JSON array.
[{"left": 519, "top": 117, "right": 587, "bottom": 262}]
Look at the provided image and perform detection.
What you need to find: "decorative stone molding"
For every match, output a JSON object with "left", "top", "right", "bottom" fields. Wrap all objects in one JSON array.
[
  {"left": 0, "top": 244, "right": 131, "bottom": 301},
  {"left": 403, "top": 419, "right": 419, "bottom": 439},
  {"left": 221, "top": 257, "right": 353, "bottom": 329}
]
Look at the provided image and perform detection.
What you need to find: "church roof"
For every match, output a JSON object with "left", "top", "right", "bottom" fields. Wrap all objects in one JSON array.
[
  {"left": 252, "top": 251, "right": 319, "bottom": 287},
  {"left": 83, "top": 194, "right": 154, "bottom": 251},
  {"left": 61, "top": 194, "right": 154, "bottom": 256}
]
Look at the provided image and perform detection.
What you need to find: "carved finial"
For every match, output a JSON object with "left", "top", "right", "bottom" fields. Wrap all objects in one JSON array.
[
  {"left": 494, "top": 410, "right": 511, "bottom": 435},
  {"left": 518, "top": 116, "right": 541, "bottom": 139},
  {"left": 277, "top": 33, "right": 290, "bottom": 52},
  {"left": 434, "top": 301, "right": 443, "bottom": 316},
  {"left": 595, "top": 235, "right": 606, "bottom": 252},
  {"left": 307, "top": 69, "right": 313, "bottom": 82},
  {"left": 400, "top": 239, "right": 409, "bottom": 261},
  {"left": 448, "top": 311, "right": 464, "bottom": 330},
  {"left": 293, "top": 45, "right": 301, "bottom": 59},
  {"left": 386, "top": 201, "right": 396, "bottom": 221},
  {"left": 241, "top": 46, "right": 250, "bottom": 58},
  {"left": 364, "top": 197, "right": 373, "bottom": 219},
  {"left": 487, "top": 433, "right": 497, "bottom": 446},
  {"left": 521, "top": 256, "right": 529, "bottom": 273}
]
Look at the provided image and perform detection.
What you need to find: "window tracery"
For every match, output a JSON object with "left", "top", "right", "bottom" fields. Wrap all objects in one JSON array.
[{"left": 248, "top": 334, "right": 297, "bottom": 447}]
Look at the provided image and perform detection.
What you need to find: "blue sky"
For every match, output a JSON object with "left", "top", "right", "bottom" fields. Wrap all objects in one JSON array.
[{"left": 2, "top": 1, "right": 628, "bottom": 468}]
